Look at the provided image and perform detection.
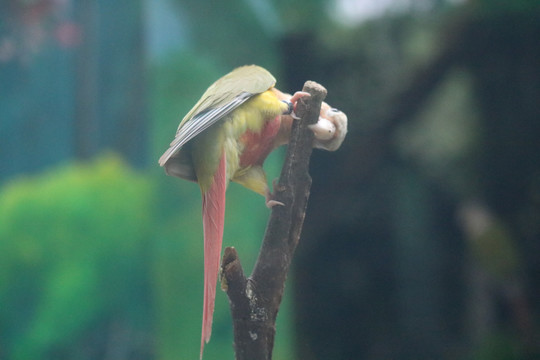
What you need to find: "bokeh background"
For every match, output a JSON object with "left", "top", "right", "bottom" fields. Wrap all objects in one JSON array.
[{"left": 1, "top": 0, "right": 540, "bottom": 359}]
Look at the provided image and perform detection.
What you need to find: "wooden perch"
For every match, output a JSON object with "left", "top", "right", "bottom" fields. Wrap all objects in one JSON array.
[{"left": 221, "top": 81, "right": 327, "bottom": 360}]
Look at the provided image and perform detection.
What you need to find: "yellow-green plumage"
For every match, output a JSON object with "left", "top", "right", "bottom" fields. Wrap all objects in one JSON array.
[
  {"left": 192, "top": 89, "right": 288, "bottom": 193},
  {"left": 159, "top": 65, "right": 288, "bottom": 194},
  {"left": 175, "top": 65, "right": 278, "bottom": 134}
]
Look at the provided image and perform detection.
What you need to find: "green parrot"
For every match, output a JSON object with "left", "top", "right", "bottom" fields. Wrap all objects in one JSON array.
[{"left": 159, "top": 65, "right": 347, "bottom": 358}]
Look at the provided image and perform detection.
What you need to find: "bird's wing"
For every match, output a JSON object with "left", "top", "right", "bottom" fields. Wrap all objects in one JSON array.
[
  {"left": 159, "top": 65, "right": 277, "bottom": 167},
  {"left": 159, "top": 92, "right": 252, "bottom": 166}
]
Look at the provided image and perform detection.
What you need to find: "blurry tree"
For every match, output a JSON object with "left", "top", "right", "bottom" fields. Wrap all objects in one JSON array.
[{"left": 283, "top": 1, "right": 540, "bottom": 359}]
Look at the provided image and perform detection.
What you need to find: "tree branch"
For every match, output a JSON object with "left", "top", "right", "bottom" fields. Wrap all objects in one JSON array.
[{"left": 221, "top": 81, "right": 327, "bottom": 360}]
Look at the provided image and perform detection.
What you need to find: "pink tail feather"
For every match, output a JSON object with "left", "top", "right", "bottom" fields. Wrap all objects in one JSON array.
[{"left": 200, "top": 152, "right": 227, "bottom": 359}]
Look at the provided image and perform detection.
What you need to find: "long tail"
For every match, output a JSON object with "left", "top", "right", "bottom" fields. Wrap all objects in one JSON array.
[{"left": 200, "top": 152, "right": 227, "bottom": 359}]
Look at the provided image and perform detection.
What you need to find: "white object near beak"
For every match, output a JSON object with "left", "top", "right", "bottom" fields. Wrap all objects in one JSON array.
[{"left": 309, "top": 118, "right": 336, "bottom": 141}]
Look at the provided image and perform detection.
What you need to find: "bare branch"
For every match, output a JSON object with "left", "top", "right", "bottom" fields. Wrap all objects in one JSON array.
[{"left": 222, "top": 81, "right": 327, "bottom": 360}]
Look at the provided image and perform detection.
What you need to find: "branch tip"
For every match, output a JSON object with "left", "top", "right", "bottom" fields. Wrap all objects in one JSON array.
[
  {"left": 222, "top": 246, "right": 239, "bottom": 266},
  {"left": 221, "top": 246, "right": 246, "bottom": 293},
  {"left": 303, "top": 81, "right": 327, "bottom": 101}
]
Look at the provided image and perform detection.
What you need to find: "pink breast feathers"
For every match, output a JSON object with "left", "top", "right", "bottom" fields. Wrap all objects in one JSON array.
[{"left": 239, "top": 115, "right": 281, "bottom": 167}]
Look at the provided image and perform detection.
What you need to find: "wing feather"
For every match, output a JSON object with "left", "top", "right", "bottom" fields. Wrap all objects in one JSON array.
[
  {"left": 159, "top": 92, "right": 251, "bottom": 166},
  {"left": 159, "top": 65, "right": 276, "bottom": 167}
]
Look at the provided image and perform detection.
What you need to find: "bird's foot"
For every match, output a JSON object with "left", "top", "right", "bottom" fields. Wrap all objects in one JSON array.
[
  {"left": 266, "top": 199, "right": 285, "bottom": 208},
  {"left": 282, "top": 91, "right": 310, "bottom": 119},
  {"left": 265, "top": 179, "right": 285, "bottom": 208},
  {"left": 311, "top": 104, "right": 348, "bottom": 151}
]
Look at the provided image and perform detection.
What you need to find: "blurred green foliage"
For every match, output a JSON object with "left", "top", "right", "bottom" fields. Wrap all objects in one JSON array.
[
  {"left": 0, "top": 149, "right": 293, "bottom": 359},
  {"left": 0, "top": 155, "right": 153, "bottom": 359}
]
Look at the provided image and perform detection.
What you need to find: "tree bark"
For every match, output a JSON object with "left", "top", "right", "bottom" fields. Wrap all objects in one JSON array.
[{"left": 221, "top": 81, "right": 327, "bottom": 360}]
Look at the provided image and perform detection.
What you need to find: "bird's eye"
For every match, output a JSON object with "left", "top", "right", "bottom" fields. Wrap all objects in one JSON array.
[{"left": 330, "top": 108, "right": 340, "bottom": 112}]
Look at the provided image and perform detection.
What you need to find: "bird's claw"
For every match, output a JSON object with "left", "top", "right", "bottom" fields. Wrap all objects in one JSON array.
[
  {"left": 291, "top": 91, "right": 310, "bottom": 119},
  {"left": 266, "top": 199, "right": 285, "bottom": 208},
  {"left": 265, "top": 179, "right": 285, "bottom": 208},
  {"left": 289, "top": 91, "right": 310, "bottom": 105},
  {"left": 283, "top": 91, "right": 310, "bottom": 119}
]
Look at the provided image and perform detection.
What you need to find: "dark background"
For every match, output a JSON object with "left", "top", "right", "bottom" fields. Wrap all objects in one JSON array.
[{"left": 1, "top": 0, "right": 539, "bottom": 359}]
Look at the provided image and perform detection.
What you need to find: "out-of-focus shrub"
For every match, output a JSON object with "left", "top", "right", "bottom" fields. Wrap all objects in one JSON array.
[{"left": 0, "top": 154, "right": 153, "bottom": 359}]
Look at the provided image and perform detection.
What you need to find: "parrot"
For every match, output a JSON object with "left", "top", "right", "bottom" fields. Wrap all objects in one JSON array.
[{"left": 158, "top": 65, "right": 347, "bottom": 359}]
